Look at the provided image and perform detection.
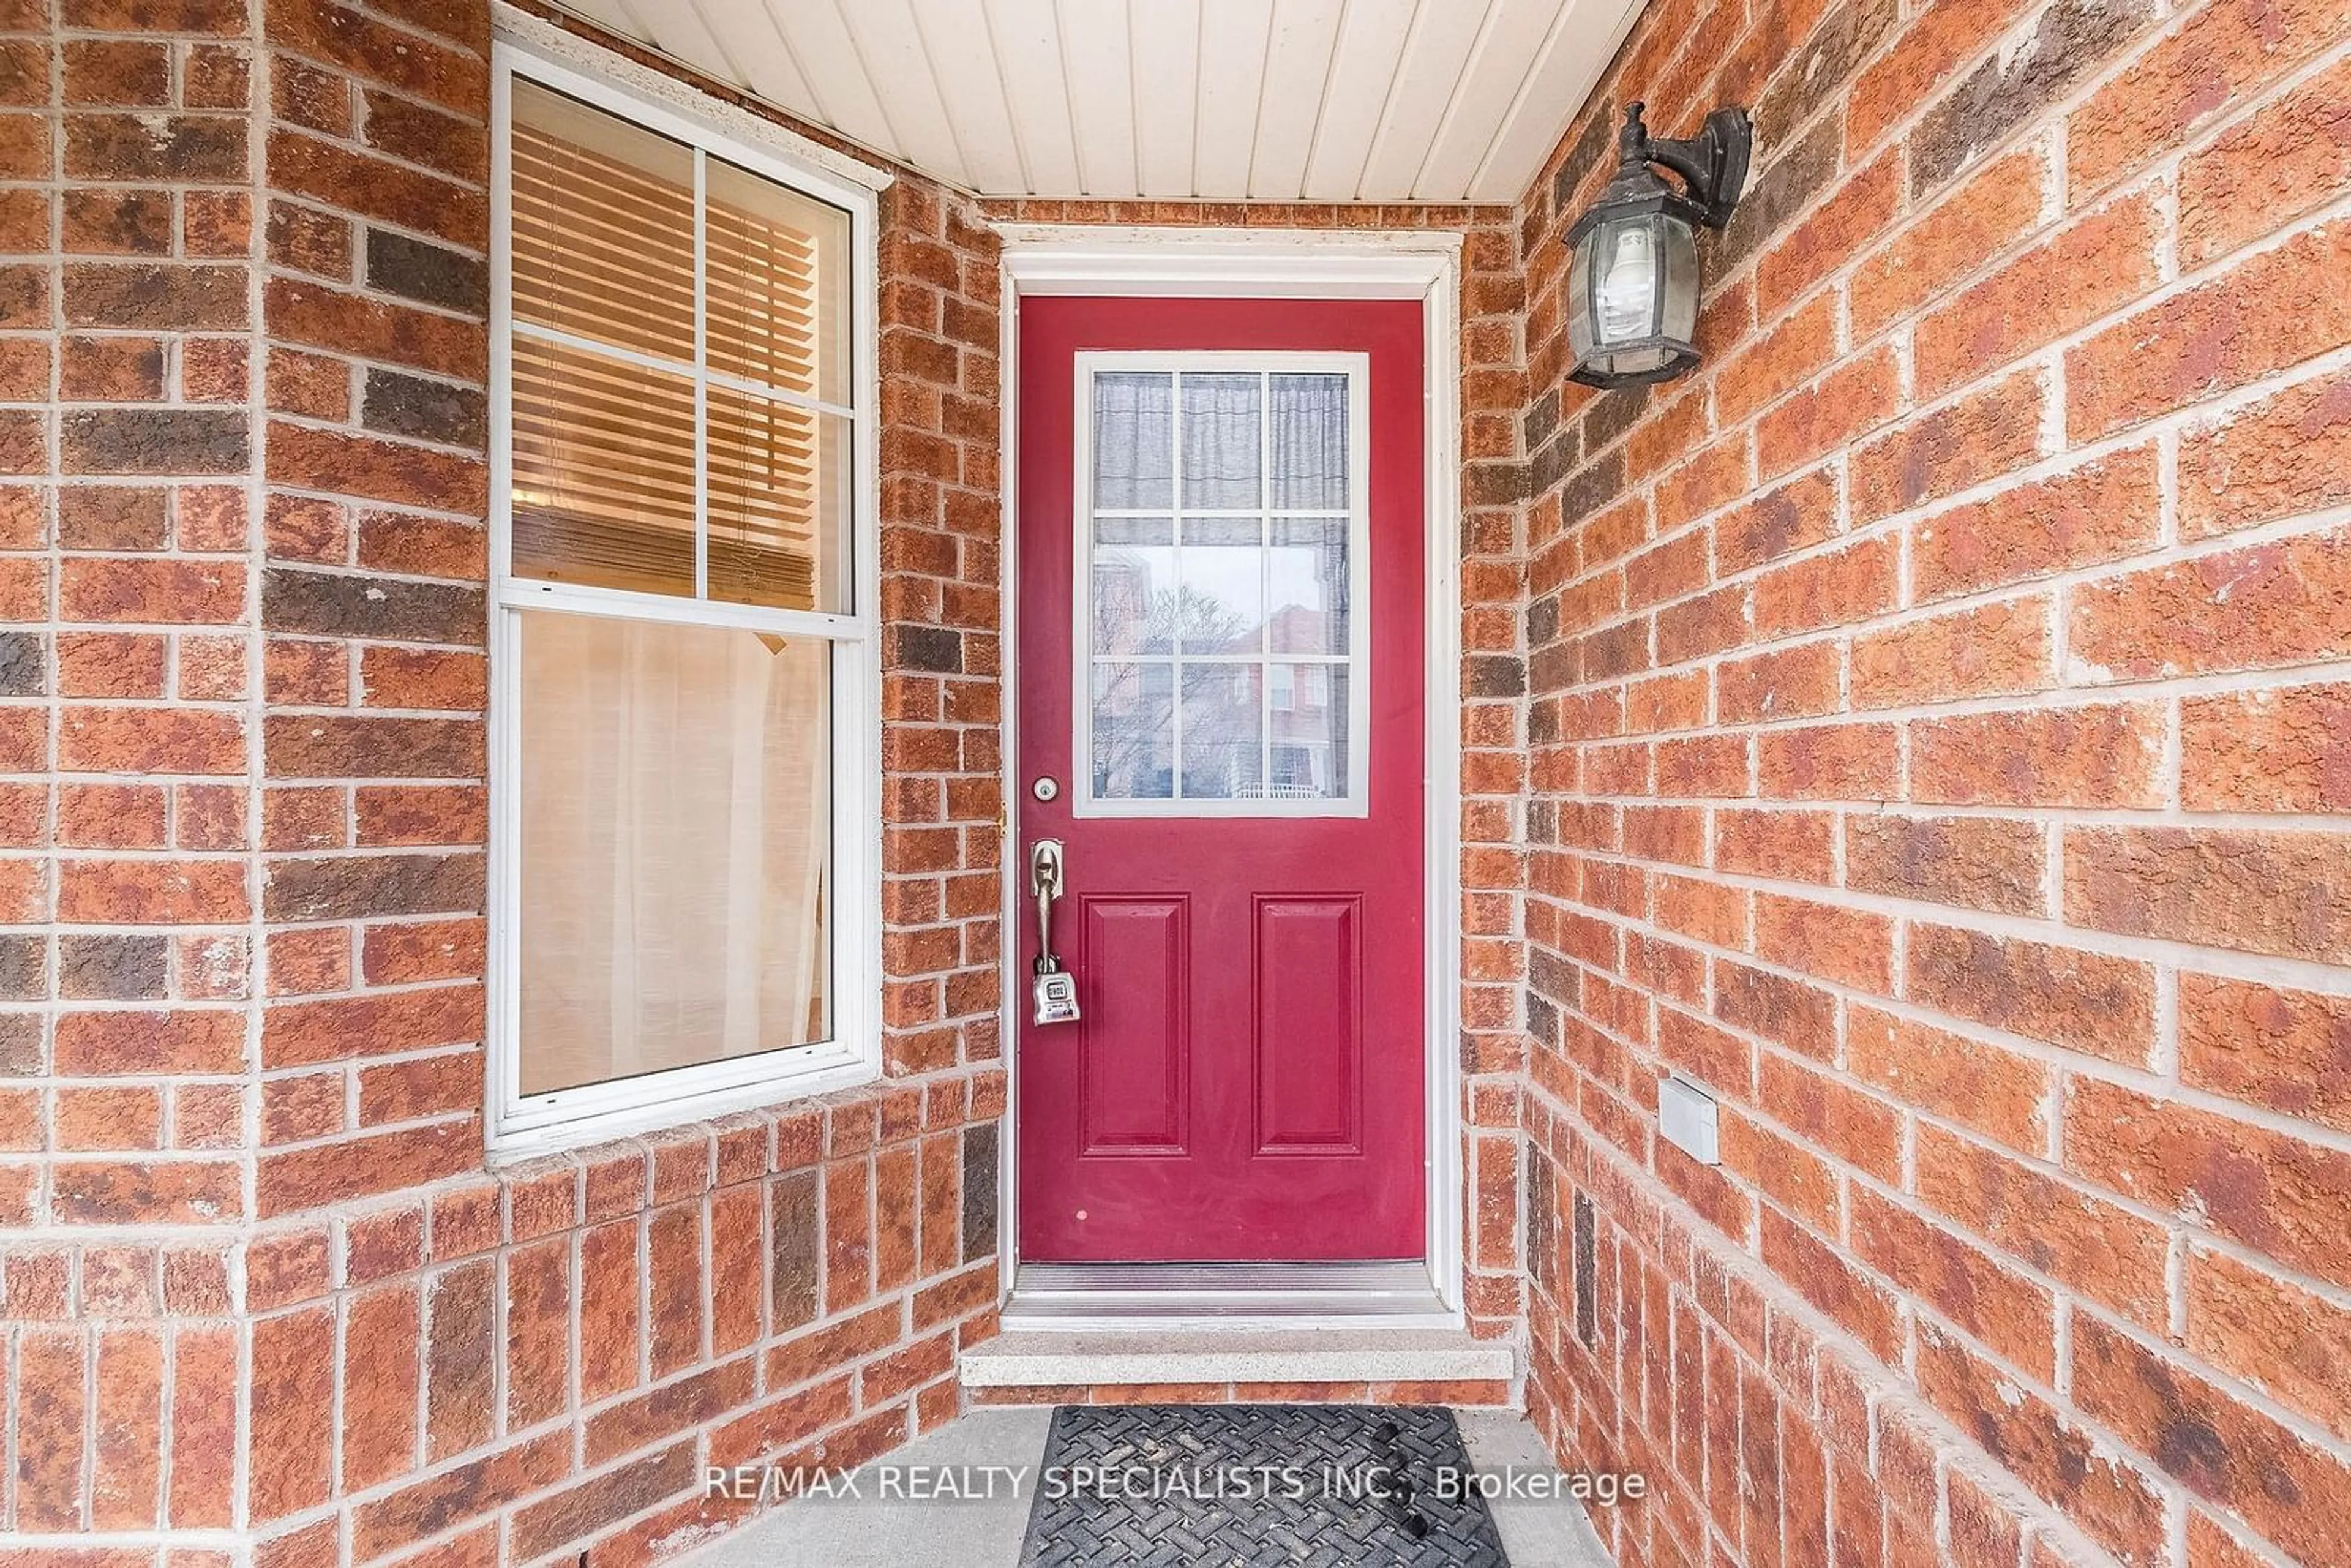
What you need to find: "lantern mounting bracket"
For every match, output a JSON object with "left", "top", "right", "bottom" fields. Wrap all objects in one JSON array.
[{"left": 1611, "top": 102, "right": 1752, "bottom": 231}]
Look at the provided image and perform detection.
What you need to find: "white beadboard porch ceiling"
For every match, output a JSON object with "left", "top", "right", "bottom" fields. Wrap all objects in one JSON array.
[{"left": 543, "top": 0, "right": 1646, "bottom": 204}]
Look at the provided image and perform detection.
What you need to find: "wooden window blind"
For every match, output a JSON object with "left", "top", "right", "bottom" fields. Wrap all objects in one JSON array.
[{"left": 508, "top": 79, "right": 850, "bottom": 613}]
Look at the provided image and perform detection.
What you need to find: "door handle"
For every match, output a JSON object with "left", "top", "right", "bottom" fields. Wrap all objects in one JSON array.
[{"left": 1028, "top": 839, "right": 1079, "bottom": 1024}]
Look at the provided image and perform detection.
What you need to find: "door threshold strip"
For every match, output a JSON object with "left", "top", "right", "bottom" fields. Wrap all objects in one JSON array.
[
  {"left": 961, "top": 1324, "right": 1516, "bottom": 1389},
  {"left": 1002, "top": 1261, "right": 1453, "bottom": 1327}
]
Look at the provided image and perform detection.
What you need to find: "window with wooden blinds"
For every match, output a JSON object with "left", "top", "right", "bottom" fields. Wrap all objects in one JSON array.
[
  {"left": 490, "top": 48, "right": 880, "bottom": 1157},
  {"left": 507, "top": 78, "right": 851, "bottom": 614}
]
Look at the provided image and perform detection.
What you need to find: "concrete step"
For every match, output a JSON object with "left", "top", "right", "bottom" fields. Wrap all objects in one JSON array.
[{"left": 960, "top": 1324, "right": 1517, "bottom": 1392}]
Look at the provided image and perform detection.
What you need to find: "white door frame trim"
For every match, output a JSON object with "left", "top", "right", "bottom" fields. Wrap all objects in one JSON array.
[{"left": 992, "top": 226, "right": 1467, "bottom": 1321}]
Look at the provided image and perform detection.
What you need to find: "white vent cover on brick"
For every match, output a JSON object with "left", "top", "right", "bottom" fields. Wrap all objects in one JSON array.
[{"left": 1659, "top": 1074, "right": 1720, "bottom": 1165}]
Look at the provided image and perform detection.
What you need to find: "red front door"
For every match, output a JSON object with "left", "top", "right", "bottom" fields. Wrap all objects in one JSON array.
[{"left": 1016, "top": 296, "right": 1426, "bottom": 1262}]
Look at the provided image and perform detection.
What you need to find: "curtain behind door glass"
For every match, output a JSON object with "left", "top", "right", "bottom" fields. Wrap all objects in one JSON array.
[
  {"left": 1270, "top": 373, "right": 1348, "bottom": 509},
  {"left": 1093, "top": 372, "right": 1173, "bottom": 509}
]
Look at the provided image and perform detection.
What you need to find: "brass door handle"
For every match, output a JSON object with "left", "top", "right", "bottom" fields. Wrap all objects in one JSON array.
[
  {"left": 1029, "top": 838, "right": 1066, "bottom": 970},
  {"left": 1028, "top": 839, "right": 1078, "bottom": 1024}
]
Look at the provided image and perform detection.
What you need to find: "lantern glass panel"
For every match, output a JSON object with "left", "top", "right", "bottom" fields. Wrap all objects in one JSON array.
[
  {"left": 1567, "top": 204, "right": 1706, "bottom": 383},
  {"left": 1604, "top": 343, "right": 1675, "bottom": 377},
  {"left": 1565, "top": 232, "right": 1594, "bottom": 365},
  {"left": 1659, "top": 211, "right": 1700, "bottom": 343},
  {"left": 1594, "top": 216, "right": 1662, "bottom": 345}
]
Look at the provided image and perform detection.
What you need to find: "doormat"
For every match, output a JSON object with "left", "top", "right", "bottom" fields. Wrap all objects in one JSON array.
[{"left": 1018, "top": 1403, "right": 1510, "bottom": 1566}]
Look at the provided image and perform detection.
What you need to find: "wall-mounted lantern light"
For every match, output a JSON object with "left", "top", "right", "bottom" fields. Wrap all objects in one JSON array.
[{"left": 1565, "top": 102, "right": 1753, "bottom": 389}]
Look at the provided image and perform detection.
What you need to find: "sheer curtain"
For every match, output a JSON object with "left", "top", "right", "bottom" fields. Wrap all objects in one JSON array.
[
  {"left": 517, "top": 611, "right": 830, "bottom": 1095},
  {"left": 1270, "top": 373, "right": 1347, "bottom": 509},
  {"left": 1092, "top": 372, "right": 1173, "bottom": 509},
  {"left": 1092, "top": 371, "right": 1345, "bottom": 512},
  {"left": 1180, "top": 373, "right": 1262, "bottom": 509}
]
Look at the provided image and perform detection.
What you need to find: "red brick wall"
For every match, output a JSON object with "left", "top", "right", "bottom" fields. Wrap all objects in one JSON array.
[
  {"left": 238, "top": 5, "right": 1013, "bottom": 1562},
  {"left": 1514, "top": 0, "right": 2351, "bottom": 1564},
  {"left": 44, "top": 0, "right": 2351, "bottom": 1560},
  {"left": 5, "top": 0, "right": 1532, "bottom": 1560},
  {"left": 2, "top": 0, "right": 258, "bottom": 1549},
  {"left": 6, "top": 0, "right": 1010, "bottom": 1560}
]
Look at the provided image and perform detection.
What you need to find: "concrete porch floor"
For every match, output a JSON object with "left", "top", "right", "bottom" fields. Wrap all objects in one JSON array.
[{"left": 680, "top": 1406, "right": 1617, "bottom": 1567}]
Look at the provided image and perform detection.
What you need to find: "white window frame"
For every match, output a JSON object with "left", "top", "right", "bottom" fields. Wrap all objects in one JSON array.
[
  {"left": 485, "top": 41, "right": 884, "bottom": 1159},
  {"left": 1071, "top": 350, "right": 1374, "bottom": 820}
]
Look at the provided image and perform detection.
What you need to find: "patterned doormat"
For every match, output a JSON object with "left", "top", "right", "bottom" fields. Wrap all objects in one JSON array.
[{"left": 1018, "top": 1403, "right": 1510, "bottom": 1566}]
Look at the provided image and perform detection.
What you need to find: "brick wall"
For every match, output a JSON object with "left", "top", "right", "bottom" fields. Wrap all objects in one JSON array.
[
  {"left": 1513, "top": 0, "right": 2351, "bottom": 1565},
  {"left": 37, "top": 0, "right": 2349, "bottom": 1560},
  {"left": 2, "top": 0, "right": 259, "bottom": 1551},
  {"left": 5, "top": 0, "right": 1532, "bottom": 1559},
  {"left": 6, "top": 0, "right": 1011, "bottom": 1561},
  {"left": 239, "top": 5, "right": 1013, "bottom": 1561}
]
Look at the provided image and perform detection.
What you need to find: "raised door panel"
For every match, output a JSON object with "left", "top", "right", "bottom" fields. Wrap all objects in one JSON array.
[
  {"left": 1251, "top": 895, "right": 1363, "bottom": 1155},
  {"left": 1077, "top": 896, "right": 1188, "bottom": 1153}
]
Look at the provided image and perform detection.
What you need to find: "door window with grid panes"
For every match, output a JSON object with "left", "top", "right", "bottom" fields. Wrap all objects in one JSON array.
[{"left": 1074, "top": 355, "right": 1371, "bottom": 818}]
